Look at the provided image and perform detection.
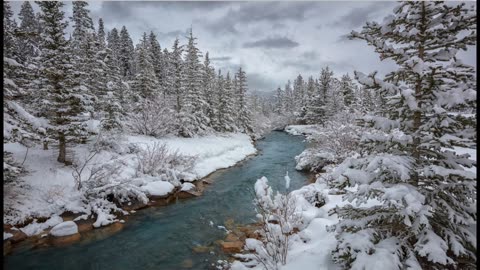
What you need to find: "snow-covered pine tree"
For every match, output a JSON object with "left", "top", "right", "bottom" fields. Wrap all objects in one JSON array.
[
  {"left": 132, "top": 32, "right": 158, "bottom": 100},
  {"left": 17, "top": 1, "right": 40, "bottom": 64},
  {"left": 293, "top": 74, "right": 305, "bottom": 111},
  {"left": 202, "top": 52, "right": 217, "bottom": 128},
  {"left": 216, "top": 71, "right": 236, "bottom": 132},
  {"left": 70, "top": 1, "right": 97, "bottom": 117},
  {"left": 294, "top": 74, "right": 307, "bottom": 121},
  {"left": 330, "top": 2, "right": 477, "bottom": 269},
  {"left": 161, "top": 47, "right": 172, "bottom": 100},
  {"left": 97, "top": 18, "right": 106, "bottom": 50},
  {"left": 235, "top": 67, "right": 253, "bottom": 133},
  {"left": 148, "top": 31, "right": 163, "bottom": 87},
  {"left": 119, "top": 26, "right": 135, "bottom": 79},
  {"left": 179, "top": 29, "right": 208, "bottom": 137},
  {"left": 304, "top": 77, "right": 327, "bottom": 126},
  {"left": 283, "top": 80, "right": 294, "bottom": 115},
  {"left": 36, "top": 1, "right": 94, "bottom": 164},
  {"left": 340, "top": 73, "right": 355, "bottom": 108},
  {"left": 170, "top": 37, "right": 184, "bottom": 113},
  {"left": 273, "top": 87, "right": 284, "bottom": 115}
]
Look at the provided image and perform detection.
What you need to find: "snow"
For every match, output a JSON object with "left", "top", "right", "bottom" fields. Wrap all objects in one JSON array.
[
  {"left": 126, "top": 133, "right": 256, "bottom": 180},
  {"left": 4, "top": 232, "right": 13, "bottom": 240},
  {"left": 20, "top": 215, "right": 63, "bottom": 236},
  {"left": 140, "top": 181, "right": 175, "bottom": 196},
  {"left": 180, "top": 182, "right": 196, "bottom": 191},
  {"left": 285, "top": 125, "right": 320, "bottom": 136},
  {"left": 49, "top": 221, "right": 79, "bottom": 237}
]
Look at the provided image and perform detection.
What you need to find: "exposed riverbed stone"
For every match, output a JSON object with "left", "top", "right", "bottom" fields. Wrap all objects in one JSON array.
[
  {"left": 9, "top": 230, "right": 27, "bottom": 243},
  {"left": 181, "top": 258, "right": 193, "bottom": 268},
  {"left": 192, "top": 245, "right": 210, "bottom": 253},
  {"left": 225, "top": 233, "right": 240, "bottom": 242},
  {"left": 176, "top": 190, "right": 201, "bottom": 199},
  {"left": 220, "top": 241, "right": 244, "bottom": 253},
  {"left": 50, "top": 233, "right": 81, "bottom": 246}
]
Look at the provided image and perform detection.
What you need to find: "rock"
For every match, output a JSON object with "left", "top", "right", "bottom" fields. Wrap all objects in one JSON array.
[
  {"left": 76, "top": 221, "right": 93, "bottom": 233},
  {"left": 202, "top": 179, "right": 214, "bottom": 185},
  {"left": 50, "top": 233, "right": 81, "bottom": 246},
  {"left": 9, "top": 230, "right": 27, "bottom": 243},
  {"left": 224, "top": 218, "right": 235, "bottom": 230},
  {"left": 192, "top": 245, "right": 210, "bottom": 253},
  {"left": 122, "top": 200, "right": 148, "bottom": 211},
  {"left": 176, "top": 191, "right": 201, "bottom": 199},
  {"left": 3, "top": 240, "right": 12, "bottom": 255},
  {"left": 181, "top": 258, "right": 193, "bottom": 268},
  {"left": 50, "top": 221, "right": 78, "bottom": 237},
  {"left": 220, "top": 241, "right": 244, "bottom": 253},
  {"left": 225, "top": 233, "right": 239, "bottom": 242}
]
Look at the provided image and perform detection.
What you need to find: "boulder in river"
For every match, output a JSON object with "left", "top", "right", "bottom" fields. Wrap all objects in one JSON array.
[{"left": 220, "top": 241, "right": 244, "bottom": 253}]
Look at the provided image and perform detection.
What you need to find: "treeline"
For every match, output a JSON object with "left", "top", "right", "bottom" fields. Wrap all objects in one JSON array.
[
  {"left": 4, "top": 1, "right": 254, "bottom": 165},
  {"left": 272, "top": 67, "right": 381, "bottom": 125}
]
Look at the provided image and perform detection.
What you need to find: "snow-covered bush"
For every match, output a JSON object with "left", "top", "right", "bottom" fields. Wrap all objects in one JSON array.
[
  {"left": 242, "top": 176, "right": 303, "bottom": 270},
  {"left": 3, "top": 151, "right": 26, "bottom": 183},
  {"left": 126, "top": 99, "right": 175, "bottom": 137},
  {"left": 135, "top": 142, "right": 197, "bottom": 185}
]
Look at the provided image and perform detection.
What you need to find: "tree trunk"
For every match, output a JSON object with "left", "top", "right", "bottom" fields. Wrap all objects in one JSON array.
[{"left": 57, "top": 132, "right": 66, "bottom": 164}]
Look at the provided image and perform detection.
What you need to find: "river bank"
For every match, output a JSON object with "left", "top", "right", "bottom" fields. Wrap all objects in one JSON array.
[
  {"left": 4, "top": 131, "right": 309, "bottom": 270},
  {"left": 3, "top": 132, "right": 257, "bottom": 256}
]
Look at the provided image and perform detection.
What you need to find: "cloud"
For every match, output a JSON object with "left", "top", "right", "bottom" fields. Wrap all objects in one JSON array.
[
  {"left": 210, "top": 56, "right": 232, "bottom": 61},
  {"left": 204, "top": 2, "right": 315, "bottom": 34},
  {"left": 243, "top": 37, "right": 299, "bottom": 49},
  {"left": 331, "top": 2, "right": 394, "bottom": 29},
  {"left": 247, "top": 73, "right": 277, "bottom": 92}
]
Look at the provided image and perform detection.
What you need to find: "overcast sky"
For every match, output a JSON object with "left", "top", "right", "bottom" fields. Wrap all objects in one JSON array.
[{"left": 11, "top": 1, "right": 477, "bottom": 92}]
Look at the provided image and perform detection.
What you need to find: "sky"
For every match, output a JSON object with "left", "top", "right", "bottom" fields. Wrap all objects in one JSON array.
[{"left": 10, "top": 1, "right": 477, "bottom": 93}]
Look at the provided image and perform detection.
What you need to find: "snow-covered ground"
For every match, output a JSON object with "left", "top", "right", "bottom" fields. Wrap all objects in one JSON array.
[{"left": 3, "top": 133, "right": 256, "bottom": 232}]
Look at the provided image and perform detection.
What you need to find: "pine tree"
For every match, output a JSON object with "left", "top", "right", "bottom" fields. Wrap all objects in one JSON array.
[
  {"left": 216, "top": 71, "right": 236, "bottom": 132},
  {"left": 36, "top": 1, "right": 94, "bottom": 164},
  {"left": 133, "top": 32, "right": 158, "bottom": 100},
  {"left": 17, "top": 1, "right": 40, "bottom": 64},
  {"left": 273, "top": 87, "right": 284, "bottom": 115},
  {"left": 70, "top": 1, "right": 98, "bottom": 116},
  {"left": 179, "top": 29, "right": 208, "bottom": 137},
  {"left": 170, "top": 37, "right": 184, "bottom": 113},
  {"left": 330, "top": 2, "right": 477, "bottom": 269},
  {"left": 148, "top": 31, "right": 163, "bottom": 87},
  {"left": 97, "top": 18, "right": 106, "bottom": 50},
  {"left": 293, "top": 74, "right": 305, "bottom": 110},
  {"left": 119, "top": 26, "right": 135, "bottom": 79},
  {"left": 283, "top": 80, "right": 293, "bottom": 115},
  {"left": 340, "top": 73, "right": 355, "bottom": 108},
  {"left": 202, "top": 52, "right": 217, "bottom": 128},
  {"left": 235, "top": 67, "right": 252, "bottom": 133}
]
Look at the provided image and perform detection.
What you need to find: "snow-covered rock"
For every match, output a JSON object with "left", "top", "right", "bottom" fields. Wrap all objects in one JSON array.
[
  {"left": 141, "top": 181, "right": 175, "bottom": 197},
  {"left": 50, "top": 221, "right": 78, "bottom": 237},
  {"left": 180, "top": 182, "right": 196, "bottom": 191}
]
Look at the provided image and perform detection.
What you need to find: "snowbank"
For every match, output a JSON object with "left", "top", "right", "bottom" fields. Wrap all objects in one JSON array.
[
  {"left": 284, "top": 125, "right": 321, "bottom": 136},
  {"left": 140, "top": 181, "right": 175, "bottom": 197},
  {"left": 4, "top": 133, "right": 256, "bottom": 229}
]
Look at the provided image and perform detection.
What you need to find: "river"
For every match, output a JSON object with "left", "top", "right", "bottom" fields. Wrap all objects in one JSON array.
[{"left": 4, "top": 131, "right": 309, "bottom": 270}]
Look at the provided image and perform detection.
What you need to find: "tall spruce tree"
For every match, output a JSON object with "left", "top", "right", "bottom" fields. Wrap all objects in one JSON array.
[
  {"left": 235, "top": 67, "right": 252, "bottom": 133},
  {"left": 133, "top": 32, "right": 158, "bottom": 100},
  {"left": 179, "top": 29, "right": 208, "bottom": 137},
  {"left": 119, "top": 26, "right": 135, "bottom": 78},
  {"left": 36, "top": 1, "right": 93, "bottom": 164},
  {"left": 330, "top": 2, "right": 477, "bottom": 269}
]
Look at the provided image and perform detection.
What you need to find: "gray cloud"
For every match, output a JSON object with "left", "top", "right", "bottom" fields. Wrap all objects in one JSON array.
[
  {"left": 205, "top": 2, "right": 315, "bottom": 34},
  {"left": 210, "top": 56, "right": 232, "bottom": 61},
  {"left": 331, "top": 2, "right": 394, "bottom": 29},
  {"left": 243, "top": 37, "right": 299, "bottom": 49},
  {"left": 247, "top": 73, "right": 277, "bottom": 92}
]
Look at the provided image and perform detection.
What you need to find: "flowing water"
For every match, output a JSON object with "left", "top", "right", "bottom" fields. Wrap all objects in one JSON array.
[{"left": 5, "top": 131, "right": 309, "bottom": 270}]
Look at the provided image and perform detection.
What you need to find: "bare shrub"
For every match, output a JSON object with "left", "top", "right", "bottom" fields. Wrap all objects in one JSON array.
[
  {"left": 135, "top": 142, "right": 197, "bottom": 184},
  {"left": 126, "top": 99, "right": 174, "bottom": 137}
]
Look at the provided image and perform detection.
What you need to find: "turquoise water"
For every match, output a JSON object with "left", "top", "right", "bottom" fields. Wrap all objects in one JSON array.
[{"left": 5, "top": 131, "right": 308, "bottom": 270}]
